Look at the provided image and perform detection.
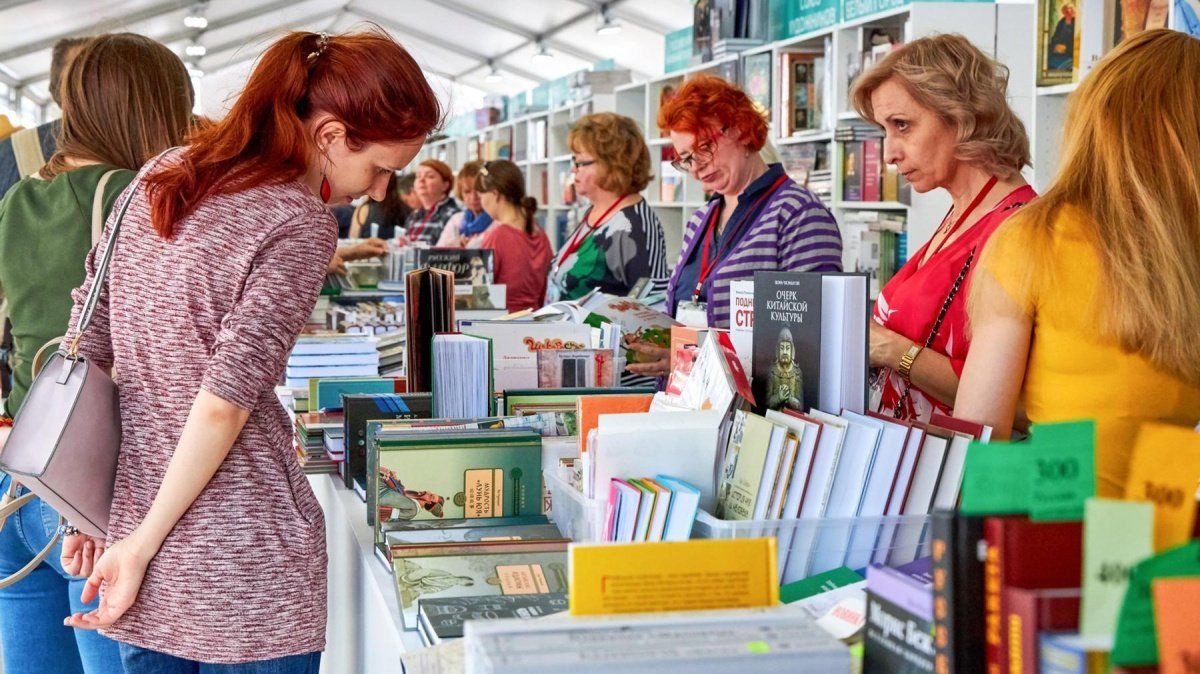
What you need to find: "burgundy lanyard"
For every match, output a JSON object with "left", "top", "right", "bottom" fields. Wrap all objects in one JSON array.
[
  {"left": 557, "top": 195, "right": 629, "bottom": 267},
  {"left": 922, "top": 175, "right": 998, "bottom": 264},
  {"left": 693, "top": 175, "right": 788, "bottom": 300}
]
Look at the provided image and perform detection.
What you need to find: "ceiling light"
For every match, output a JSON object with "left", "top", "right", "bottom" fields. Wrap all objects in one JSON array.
[
  {"left": 531, "top": 41, "right": 553, "bottom": 63},
  {"left": 596, "top": 9, "right": 622, "bottom": 35},
  {"left": 183, "top": 15, "right": 208, "bottom": 29},
  {"left": 484, "top": 61, "right": 502, "bottom": 82},
  {"left": 185, "top": 43, "right": 207, "bottom": 57}
]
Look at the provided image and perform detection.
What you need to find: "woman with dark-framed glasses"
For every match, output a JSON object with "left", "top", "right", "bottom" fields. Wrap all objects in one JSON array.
[
  {"left": 547, "top": 112, "right": 669, "bottom": 303},
  {"left": 626, "top": 74, "right": 842, "bottom": 378}
]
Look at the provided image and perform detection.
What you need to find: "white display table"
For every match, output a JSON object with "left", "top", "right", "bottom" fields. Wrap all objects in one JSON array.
[{"left": 309, "top": 474, "right": 424, "bottom": 673}]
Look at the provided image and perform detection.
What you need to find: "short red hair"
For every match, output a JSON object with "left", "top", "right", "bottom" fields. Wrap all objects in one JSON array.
[
  {"left": 657, "top": 73, "right": 768, "bottom": 152},
  {"left": 147, "top": 28, "right": 442, "bottom": 238}
]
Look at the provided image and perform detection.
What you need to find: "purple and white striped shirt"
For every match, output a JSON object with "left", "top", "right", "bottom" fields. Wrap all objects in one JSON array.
[{"left": 666, "top": 174, "right": 843, "bottom": 328}]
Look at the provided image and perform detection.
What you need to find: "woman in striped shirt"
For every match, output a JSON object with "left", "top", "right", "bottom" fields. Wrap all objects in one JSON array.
[{"left": 627, "top": 74, "right": 842, "bottom": 377}]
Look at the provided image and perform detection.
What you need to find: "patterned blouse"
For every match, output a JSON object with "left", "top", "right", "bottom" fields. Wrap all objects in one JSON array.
[
  {"left": 403, "top": 196, "right": 460, "bottom": 246},
  {"left": 546, "top": 200, "right": 670, "bottom": 303},
  {"left": 63, "top": 150, "right": 336, "bottom": 663}
]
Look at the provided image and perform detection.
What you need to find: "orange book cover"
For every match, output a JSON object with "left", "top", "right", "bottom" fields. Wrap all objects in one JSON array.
[
  {"left": 577, "top": 393, "right": 654, "bottom": 455},
  {"left": 1151, "top": 577, "right": 1200, "bottom": 674}
]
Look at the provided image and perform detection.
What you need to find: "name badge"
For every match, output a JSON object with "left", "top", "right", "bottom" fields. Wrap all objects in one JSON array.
[{"left": 676, "top": 301, "right": 709, "bottom": 328}]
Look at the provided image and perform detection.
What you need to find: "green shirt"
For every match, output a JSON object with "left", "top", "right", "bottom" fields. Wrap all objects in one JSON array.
[{"left": 0, "top": 164, "right": 134, "bottom": 415}]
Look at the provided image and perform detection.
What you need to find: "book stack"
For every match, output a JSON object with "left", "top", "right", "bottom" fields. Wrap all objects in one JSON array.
[
  {"left": 778, "top": 141, "right": 830, "bottom": 193},
  {"left": 417, "top": 593, "right": 568, "bottom": 647},
  {"left": 286, "top": 334, "right": 380, "bottom": 388},
  {"left": 376, "top": 331, "right": 405, "bottom": 377},
  {"left": 294, "top": 410, "right": 343, "bottom": 475},
  {"left": 604, "top": 475, "right": 701, "bottom": 542}
]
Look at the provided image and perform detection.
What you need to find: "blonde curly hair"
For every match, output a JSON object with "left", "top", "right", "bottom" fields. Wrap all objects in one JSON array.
[
  {"left": 851, "top": 33, "right": 1029, "bottom": 180},
  {"left": 567, "top": 112, "right": 652, "bottom": 194}
]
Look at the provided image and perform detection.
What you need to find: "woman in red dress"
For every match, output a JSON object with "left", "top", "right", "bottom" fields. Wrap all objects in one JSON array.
[{"left": 851, "top": 34, "right": 1036, "bottom": 422}]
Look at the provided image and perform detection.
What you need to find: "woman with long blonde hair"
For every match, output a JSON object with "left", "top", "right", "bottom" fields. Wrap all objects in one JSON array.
[{"left": 954, "top": 29, "right": 1200, "bottom": 497}]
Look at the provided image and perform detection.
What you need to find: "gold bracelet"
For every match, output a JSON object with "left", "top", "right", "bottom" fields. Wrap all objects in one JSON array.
[{"left": 898, "top": 344, "right": 923, "bottom": 382}]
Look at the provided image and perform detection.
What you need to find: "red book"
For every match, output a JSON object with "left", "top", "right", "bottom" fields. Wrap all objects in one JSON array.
[
  {"left": 1003, "top": 587, "right": 1080, "bottom": 674},
  {"left": 929, "top": 412, "right": 991, "bottom": 441},
  {"left": 983, "top": 517, "right": 1083, "bottom": 674}
]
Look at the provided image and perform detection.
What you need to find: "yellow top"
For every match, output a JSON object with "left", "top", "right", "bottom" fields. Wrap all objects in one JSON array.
[{"left": 981, "top": 207, "right": 1200, "bottom": 498}]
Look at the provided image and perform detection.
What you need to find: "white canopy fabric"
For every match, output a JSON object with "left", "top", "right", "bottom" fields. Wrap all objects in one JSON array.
[{"left": 0, "top": 0, "right": 691, "bottom": 118}]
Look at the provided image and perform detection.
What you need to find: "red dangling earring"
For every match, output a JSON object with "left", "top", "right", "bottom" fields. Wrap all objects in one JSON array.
[{"left": 320, "top": 175, "right": 331, "bottom": 203}]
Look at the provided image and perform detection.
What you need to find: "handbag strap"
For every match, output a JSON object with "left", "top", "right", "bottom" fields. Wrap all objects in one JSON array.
[
  {"left": 91, "top": 169, "right": 120, "bottom": 247},
  {"left": 892, "top": 247, "right": 976, "bottom": 418},
  {"left": 0, "top": 481, "right": 66, "bottom": 589},
  {"left": 71, "top": 176, "right": 140, "bottom": 352}
]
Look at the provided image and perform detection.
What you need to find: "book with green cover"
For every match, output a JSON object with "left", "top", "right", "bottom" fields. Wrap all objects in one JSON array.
[
  {"left": 781, "top": 567, "right": 865, "bottom": 604},
  {"left": 716, "top": 411, "right": 777, "bottom": 521},
  {"left": 388, "top": 539, "right": 569, "bottom": 563},
  {"left": 392, "top": 550, "right": 569, "bottom": 630},
  {"left": 309, "top": 377, "right": 401, "bottom": 412},
  {"left": 373, "top": 429, "right": 542, "bottom": 549},
  {"left": 384, "top": 520, "right": 560, "bottom": 547}
]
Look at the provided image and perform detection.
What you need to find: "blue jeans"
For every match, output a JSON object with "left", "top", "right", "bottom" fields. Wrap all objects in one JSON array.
[
  {"left": 0, "top": 474, "right": 123, "bottom": 674},
  {"left": 119, "top": 644, "right": 322, "bottom": 673}
]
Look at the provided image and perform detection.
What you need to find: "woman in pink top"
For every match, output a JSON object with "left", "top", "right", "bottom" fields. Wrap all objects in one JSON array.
[
  {"left": 56, "top": 30, "right": 441, "bottom": 671},
  {"left": 476, "top": 160, "right": 552, "bottom": 313}
]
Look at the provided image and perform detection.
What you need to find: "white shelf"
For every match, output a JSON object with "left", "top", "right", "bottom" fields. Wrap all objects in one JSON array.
[
  {"left": 647, "top": 201, "right": 688, "bottom": 208},
  {"left": 836, "top": 201, "right": 910, "bottom": 210},
  {"left": 836, "top": 111, "right": 862, "bottom": 121},
  {"left": 551, "top": 154, "right": 573, "bottom": 163},
  {"left": 1036, "top": 82, "right": 1079, "bottom": 96},
  {"left": 776, "top": 131, "right": 834, "bottom": 145},
  {"left": 648, "top": 137, "right": 673, "bottom": 146}
]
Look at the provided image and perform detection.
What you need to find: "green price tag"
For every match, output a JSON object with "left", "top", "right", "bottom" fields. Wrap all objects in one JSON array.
[{"left": 960, "top": 420, "right": 1096, "bottom": 521}]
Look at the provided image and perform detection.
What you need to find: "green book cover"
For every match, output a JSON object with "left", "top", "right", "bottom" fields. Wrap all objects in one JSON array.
[
  {"left": 716, "top": 411, "right": 776, "bottom": 521},
  {"left": 780, "top": 566, "right": 865, "bottom": 604},
  {"left": 374, "top": 430, "right": 542, "bottom": 547},
  {"left": 1111, "top": 540, "right": 1200, "bottom": 666},
  {"left": 391, "top": 550, "right": 569, "bottom": 630}
]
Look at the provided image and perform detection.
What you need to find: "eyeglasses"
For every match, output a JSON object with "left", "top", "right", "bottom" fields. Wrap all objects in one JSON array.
[
  {"left": 670, "top": 138, "right": 717, "bottom": 173},
  {"left": 571, "top": 158, "right": 597, "bottom": 170}
]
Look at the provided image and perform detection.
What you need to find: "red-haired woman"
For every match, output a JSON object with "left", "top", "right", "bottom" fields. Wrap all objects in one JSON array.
[
  {"left": 56, "top": 30, "right": 441, "bottom": 672},
  {"left": 626, "top": 74, "right": 843, "bottom": 378}
]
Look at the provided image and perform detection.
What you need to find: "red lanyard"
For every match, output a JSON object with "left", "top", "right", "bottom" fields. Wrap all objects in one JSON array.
[
  {"left": 409, "top": 201, "right": 440, "bottom": 241},
  {"left": 557, "top": 195, "right": 628, "bottom": 265},
  {"left": 923, "top": 175, "right": 998, "bottom": 264},
  {"left": 694, "top": 175, "right": 788, "bottom": 299}
]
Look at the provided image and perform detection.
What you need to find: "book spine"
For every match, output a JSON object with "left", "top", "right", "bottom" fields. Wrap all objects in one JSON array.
[
  {"left": 984, "top": 517, "right": 1006, "bottom": 674},
  {"left": 862, "top": 139, "right": 882, "bottom": 202},
  {"left": 932, "top": 509, "right": 987, "bottom": 674}
]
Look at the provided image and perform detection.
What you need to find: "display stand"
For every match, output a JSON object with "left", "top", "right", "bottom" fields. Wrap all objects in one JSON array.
[{"left": 309, "top": 473, "right": 423, "bottom": 673}]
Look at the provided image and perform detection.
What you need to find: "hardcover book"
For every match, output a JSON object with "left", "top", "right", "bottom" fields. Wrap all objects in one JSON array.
[
  {"left": 931, "top": 509, "right": 987, "bottom": 674},
  {"left": 864, "top": 591, "right": 935, "bottom": 674},
  {"left": 342, "top": 393, "right": 432, "bottom": 491},
  {"left": 374, "top": 429, "right": 543, "bottom": 549},
  {"left": 417, "top": 593, "right": 569, "bottom": 643},
  {"left": 392, "top": 549, "right": 569, "bottom": 630}
]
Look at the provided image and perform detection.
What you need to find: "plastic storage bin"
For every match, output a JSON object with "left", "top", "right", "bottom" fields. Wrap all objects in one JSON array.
[{"left": 546, "top": 469, "right": 931, "bottom": 583}]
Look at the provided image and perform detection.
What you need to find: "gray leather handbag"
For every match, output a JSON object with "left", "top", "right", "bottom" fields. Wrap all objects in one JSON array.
[{"left": 0, "top": 171, "right": 135, "bottom": 586}]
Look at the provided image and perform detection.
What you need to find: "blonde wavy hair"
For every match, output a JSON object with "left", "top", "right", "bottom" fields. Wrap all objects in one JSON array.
[
  {"left": 978, "top": 29, "right": 1200, "bottom": 385},
  {"left": 567, "top": 112, "right": 652, "bottom": 194},
  {"left": 851, "top": 33, "right": 1029, "bottom": 179}
]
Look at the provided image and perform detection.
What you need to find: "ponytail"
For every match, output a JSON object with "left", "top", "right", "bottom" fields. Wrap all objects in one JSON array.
[
  {"left": 147, "top": 27, "right": 441, "bottom": 238},
  {"left": 520, "top": 196, "right": 539, "bottom": 235}
]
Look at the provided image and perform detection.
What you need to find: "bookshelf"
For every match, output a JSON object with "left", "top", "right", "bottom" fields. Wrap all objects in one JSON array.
[
  {"left": 413, "top": 99, "right": 596, "bottom": 250},
  {"left": 615, "top": 2, "right": 1035, "bottom": 271}
]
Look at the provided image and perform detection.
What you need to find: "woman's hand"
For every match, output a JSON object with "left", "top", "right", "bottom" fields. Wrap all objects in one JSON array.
[
  {"left": 625, "top": 338, "right": 671, "bottom": 377},
  {"left": 348, "top": 238, "right": 389, "bottom": 260},
  {"left": 64, "top": 534, "right": 155, "bottom": 631},
  {"left": 869, "top": 320, "right": 914, "bottom": 369},
  {"left": 327, "top": 250, "right": 347, "bottom": 276},
  {"left": 61, "top": 533, "right": 105, "bottom": 578}
]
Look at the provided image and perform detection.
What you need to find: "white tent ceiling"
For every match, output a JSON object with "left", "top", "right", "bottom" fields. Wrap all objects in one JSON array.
[{"left": 0, "top": 0, "right": 692, "bottom": 117}]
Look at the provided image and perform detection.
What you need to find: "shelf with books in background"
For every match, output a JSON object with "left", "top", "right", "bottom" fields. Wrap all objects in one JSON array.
[
  {"left": 412, "top": 100, "right": 593, "bottom": 251},
  {"left": 1028, "top": 0, "right": 1199, "bottom": 191}
]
